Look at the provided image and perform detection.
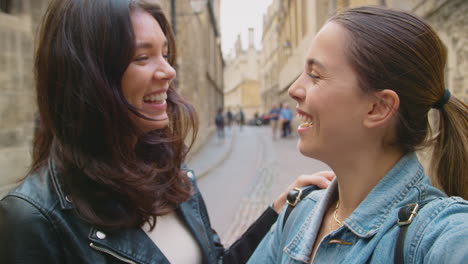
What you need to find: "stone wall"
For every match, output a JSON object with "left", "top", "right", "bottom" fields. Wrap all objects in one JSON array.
[
  {"left": 0, "top": 0, "right": 50, "bottom": 197},
  {"left": 172, "top": 0, "right": 224, "bottom": 159},
  {"left": 422, "top": 0, "right": 468, "bottom": 103}
]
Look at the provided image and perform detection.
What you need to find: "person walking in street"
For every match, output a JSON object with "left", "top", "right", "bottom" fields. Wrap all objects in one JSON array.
[
  {"left": 0, "top": 1, "right": 335, "bottom": 263},
  {"left": 269, "top": 104, "right": 281, "bottom": 140},
  {"left": 279, "top": 103, "right": 293, "bottom": 138},
  {"left": 237, "top": 108, "right": 245, "bottom": 131},
  {"left": 226, "top": 107, "right": 234, "bottom": 130},
  {"left": 215, "top": 107, "right": 225, "bottom": 143},
  {"left": 249, "top": 6, "right": 468, "bottom": 263}
]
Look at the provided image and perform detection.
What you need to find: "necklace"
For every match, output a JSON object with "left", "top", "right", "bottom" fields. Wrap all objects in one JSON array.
[{"left": 333, "top": 200, "right": 343, "bottom": 227}]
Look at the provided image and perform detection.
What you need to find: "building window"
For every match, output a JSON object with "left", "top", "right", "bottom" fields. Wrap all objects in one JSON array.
[{"left": 0, "top": 0, "right": 12, "bottom": 13}]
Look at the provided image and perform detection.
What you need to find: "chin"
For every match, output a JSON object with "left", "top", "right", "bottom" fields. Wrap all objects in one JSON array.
[
  {"left": 139, "top": 118, "right": 169, "bottom": 132},
  {"left": 297, "top": 141, "right": 310, "bottom": 157},
  {"left": 297, "top": 141, "right": 320, "bottom": 159}
]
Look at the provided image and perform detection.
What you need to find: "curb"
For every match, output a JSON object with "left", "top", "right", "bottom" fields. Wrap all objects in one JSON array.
[{"left": 196, "top": 133, "right": 237, "bottom": 180}]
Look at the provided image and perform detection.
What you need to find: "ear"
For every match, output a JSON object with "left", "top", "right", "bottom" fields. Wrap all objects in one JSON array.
[{"left": 363, "top": 89, "right": 400, "bottom": 128}]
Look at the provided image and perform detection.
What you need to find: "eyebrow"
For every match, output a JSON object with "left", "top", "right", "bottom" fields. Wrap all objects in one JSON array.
[
  {"left": 306, "top": 58, "right": 326, "bottom": 71},
  {"left": 135, "top": 41, "right": 168, "bottom": 49}
]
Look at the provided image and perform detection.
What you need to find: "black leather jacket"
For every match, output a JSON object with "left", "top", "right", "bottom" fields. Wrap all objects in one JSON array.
[{"left": 0, "top": 162, "right": 278, "bottom": 263}]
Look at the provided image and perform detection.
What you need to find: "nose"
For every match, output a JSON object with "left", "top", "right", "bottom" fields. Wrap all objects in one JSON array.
[
  {"left": 154, "top": 58, "right": 176, "bottom": 81},
  {"left": 288, "top": 75, "right": 306, "bottom": 102}
]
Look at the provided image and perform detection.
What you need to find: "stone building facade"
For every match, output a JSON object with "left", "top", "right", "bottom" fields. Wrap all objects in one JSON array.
[
  {"left": 386, "top": 0, "right": 468, "bottom": 103},
  {"left": 162, "top": 0, "right": 224, "bottom": 156},
  {"left": 224, "top": 29, "right": 262, "bottom": 120},
  {"left": 0, "top": 0, "right": 50, "bottom": 197},
  {"left": 0, "top": 0, "right": 224, "bottom": 197},
  {"left": 260, "top": 0, "right": 332, "bottom": 119},
  {"left": 259, "top": 0, "right": 467, "bottom": 126},
  {"left": 259, "top": 0, "right": 280, "bottom": 113}
]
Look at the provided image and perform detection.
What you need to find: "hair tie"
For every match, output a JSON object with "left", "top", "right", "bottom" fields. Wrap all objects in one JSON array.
[{"left": 432, "top": 89, "right": 451, "bottom": 109}]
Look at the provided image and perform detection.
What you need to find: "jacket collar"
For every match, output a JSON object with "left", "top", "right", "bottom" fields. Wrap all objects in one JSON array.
[
  {"left": 285, "top": 153, "right": 427, "bottom": 262},
  {"left": 89, "top": 226, "right": 170, "bottom": 264},
  {"left": 48, "top": 159, "right": 74, "bottom": 210},
  {"left": 343, "top": 152, "right": 425, "bottom": 238},
  {"left": 178, "top": 168, "right": 217, "bottom": 263},
  {"left": 49, "top": 162, "right": 213, "bottom": 263},
  {"left": 178, "top": 195, "right": 215, "bottom": 262},
  {"left": 86, "top": 190, "right": 213, "bottom": 264}
]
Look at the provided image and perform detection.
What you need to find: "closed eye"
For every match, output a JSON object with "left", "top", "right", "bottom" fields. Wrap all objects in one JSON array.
[
  {"left": 307, "top": 73, "right": 320, "bottom": 79},
  {"left": 134, "top": 55, "right": 149, "bottom": 62}
]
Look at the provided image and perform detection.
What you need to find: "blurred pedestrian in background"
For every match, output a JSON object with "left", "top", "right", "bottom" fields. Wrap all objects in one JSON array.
[
  {"left": 226, "top": 107, "right": 234, "bottom": 130},
  {"left": 280, "top": 103, "right": 293, "bottom": 138},
  {"left": 237, "top": 108, "right": 245, "bottom": 131},
  {"left": 268, "top": 104, "right": 281, "bottom": 140},
  {"left": 215, "top": 107, "right": 225, "bottom": 143}
]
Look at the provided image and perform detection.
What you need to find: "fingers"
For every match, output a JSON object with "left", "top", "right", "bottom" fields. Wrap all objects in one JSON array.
[
  {"left": 319, "top": 171, "right": 336, "bottom": 181},
  {"left": 293, "top": 170, "right": 335, "bottom": 189}
]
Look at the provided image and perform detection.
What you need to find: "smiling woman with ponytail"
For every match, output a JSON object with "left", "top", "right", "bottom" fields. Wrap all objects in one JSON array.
[{"left": 249, "top": 6, "right": 468, "bottom": 264}]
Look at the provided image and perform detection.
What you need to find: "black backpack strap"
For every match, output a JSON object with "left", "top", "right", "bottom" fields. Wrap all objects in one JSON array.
[
  {"left": 282, "top": 185, "right": 320, "bottom": 230},
  {"left": 394, "top": 199, "right": 434, "bottom": 264}
]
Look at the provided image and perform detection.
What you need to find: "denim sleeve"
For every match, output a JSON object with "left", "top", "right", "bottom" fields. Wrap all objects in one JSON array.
[
  {"left": 247, "top": 206, "right": 288, "bottom": 263},
  {"left": 409, "top": 197, "right": 468, "bottom": 263}
]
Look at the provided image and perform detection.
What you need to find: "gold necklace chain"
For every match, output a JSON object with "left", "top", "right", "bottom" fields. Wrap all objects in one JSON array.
[{"left": 333, "top": 200, "right": 343, "bottom": 227}]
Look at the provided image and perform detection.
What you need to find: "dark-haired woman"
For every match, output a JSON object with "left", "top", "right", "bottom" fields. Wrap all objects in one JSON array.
[
  {"left": 0, "top": 0, "right": 334, "bottom": 263},
  {"left": 248, "top": 6, "right": 468, "bottom": 263}
]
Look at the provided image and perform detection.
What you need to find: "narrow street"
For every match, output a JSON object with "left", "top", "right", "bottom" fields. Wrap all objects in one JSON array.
[{"left": 187, "top": 125, "right": 329, "bottom": 246}]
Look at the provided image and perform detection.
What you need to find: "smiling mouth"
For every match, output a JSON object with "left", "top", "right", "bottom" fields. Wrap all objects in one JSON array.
[
  {"left": 143, "top": 92, "right": 167, "bottom": 104},
  {"left": 297, "top": 110, "right": 314, "bottom": 128}
]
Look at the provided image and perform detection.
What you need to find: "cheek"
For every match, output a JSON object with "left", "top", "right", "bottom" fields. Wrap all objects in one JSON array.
[
  {"left": 121, "top": 71, "right": 143, "bottom": 106},
  {"left": 121, "top": 71, "right": 133, "bottom": 99}
]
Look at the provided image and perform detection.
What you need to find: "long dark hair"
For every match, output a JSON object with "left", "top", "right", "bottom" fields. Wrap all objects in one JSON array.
[
  {"left": 330, "top": 6, "right": 468, "bottom": 198},
  {"left": 33, "top": 0, "right": 198, "bottom": 229}
]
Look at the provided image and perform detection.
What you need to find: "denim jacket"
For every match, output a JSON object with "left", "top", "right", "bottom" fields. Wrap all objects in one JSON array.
[
  {"left": 0, "top": 161, "right": 278, "bottom": 264},
  {"left": 248, "top": 153, "right": 468, "bottom": 263}
]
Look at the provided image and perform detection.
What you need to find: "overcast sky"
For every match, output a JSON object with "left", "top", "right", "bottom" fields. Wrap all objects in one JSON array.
[{"left": 220, "top": 0, "right": 273, "bottom": 56}]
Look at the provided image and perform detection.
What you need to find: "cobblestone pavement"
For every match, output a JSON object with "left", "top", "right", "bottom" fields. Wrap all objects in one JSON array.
[
  {"left": 220, "top": 128, "right": 279, "bottom": 245},
  {"left": 194, "top": 125, "right": 329, "bottom": 246}
]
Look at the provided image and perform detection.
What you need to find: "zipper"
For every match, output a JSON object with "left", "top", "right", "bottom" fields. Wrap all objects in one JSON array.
[{"left": 89, "top": 242, "right": 138, "bottom": 264}]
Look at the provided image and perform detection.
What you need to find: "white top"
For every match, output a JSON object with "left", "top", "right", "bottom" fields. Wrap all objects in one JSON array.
[{"left": 142, "top": 211, "right": 203, "bottom": 264}]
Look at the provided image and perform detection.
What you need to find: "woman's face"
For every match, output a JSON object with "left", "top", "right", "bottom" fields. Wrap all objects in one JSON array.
[
  {"left": 121, "top": 9, "right": 176, "bottom": 132},
  {"left": 288, "top": 22, "right": 372, "bottom": 161}
]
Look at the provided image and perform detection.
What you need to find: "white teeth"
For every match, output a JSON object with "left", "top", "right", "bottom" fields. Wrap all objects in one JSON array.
[
  {"left": 144, "top": 92, "right": 167, "bottom": 102},
  {"left": 296, "top": 113, "right": 313, "bottom": 124}
]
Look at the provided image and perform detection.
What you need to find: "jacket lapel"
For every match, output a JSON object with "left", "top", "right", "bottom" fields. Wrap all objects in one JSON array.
[
  {"left": 88, "top": 226, "right": 170, "bottom": 264},
  {"left": 178, "top": 195, "right": 215, "bottom": 263}
]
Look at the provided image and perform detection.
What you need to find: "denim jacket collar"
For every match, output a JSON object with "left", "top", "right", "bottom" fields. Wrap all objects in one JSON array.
[
  {"left": 285, "top": 153, "right": 426, "bottom": 262},
  {"left": 343, "top": 152, "right": 425, "bottom": 238}
]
